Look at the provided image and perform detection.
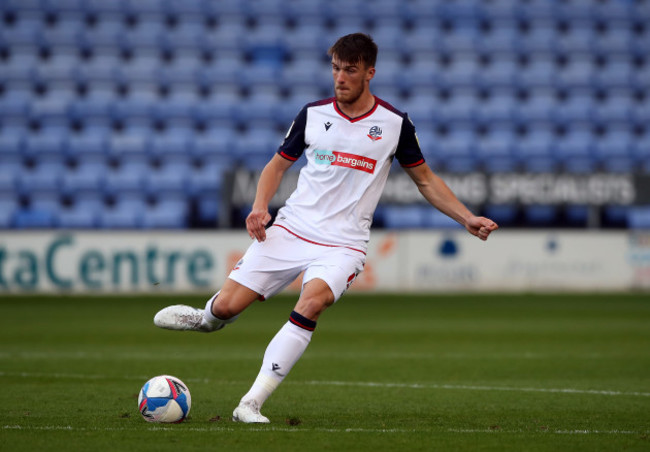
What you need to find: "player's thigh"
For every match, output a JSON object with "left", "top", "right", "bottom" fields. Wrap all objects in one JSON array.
[
  {"left": 227, "top": 226, "right": 307, "bottom": 300},
  {"left": 293, "top": 278, "right": 336, "bottom": 320},
  {"left": 302, "top": 248, "right": 366, "bottom": 302},
  {"left": 212, "top": 278, "right": 263, "bottom": 318}
]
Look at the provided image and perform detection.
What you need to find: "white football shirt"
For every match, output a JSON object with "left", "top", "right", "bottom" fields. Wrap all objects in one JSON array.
[{"left": 273, "top": 96, "right": 425, "bottom": 253}]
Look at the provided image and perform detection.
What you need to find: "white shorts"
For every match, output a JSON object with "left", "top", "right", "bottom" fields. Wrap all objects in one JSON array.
[{"left": 228, "top": 225, "right": 366, "bottom": 302}]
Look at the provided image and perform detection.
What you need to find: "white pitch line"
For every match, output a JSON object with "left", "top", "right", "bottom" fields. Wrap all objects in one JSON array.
[
  {"left": 2, "top": 425, "right": 646, "bottom": 436},
  {"left": 303, "top": 380, "right": 650, "bottom": 398},
  {"left": 2, "top": 370, "right": 649, "bottom": 398}
]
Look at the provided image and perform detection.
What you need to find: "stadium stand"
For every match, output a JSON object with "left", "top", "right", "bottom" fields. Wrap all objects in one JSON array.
[{"left": 0, "top": 0, "right": 649, "bottom": 229}]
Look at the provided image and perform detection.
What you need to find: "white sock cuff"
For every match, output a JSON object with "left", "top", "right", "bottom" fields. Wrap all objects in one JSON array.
[
  {"left": 203, "top": 292, "right": 239, "bottom": 326},
  {"left": 285, "top": 320, "right": 314, "bottom": 341},
  {"left": 203, "top": 292, "right": 221, "bottom": 323}
]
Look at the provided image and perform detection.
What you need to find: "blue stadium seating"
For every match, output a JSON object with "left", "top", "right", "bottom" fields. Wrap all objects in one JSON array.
[
  {"left": 382, "top": 206, "right": 425, "bottom": 229},
  {"left": 13, "top": 208, "right": 57, "bottom": 229},
  {"left": 0, "top": 0, "right": 648, "bottom": 229},
  {"left": 627, "top": 206, "right": 650, "bottom": 229}
]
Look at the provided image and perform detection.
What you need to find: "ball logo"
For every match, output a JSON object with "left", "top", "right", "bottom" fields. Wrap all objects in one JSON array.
[
  {"left": 314, "top": 149, "right": 376, "bottom": 174},
  {"left": 367, "top": 125, "right": 382, "bottom": 141}
]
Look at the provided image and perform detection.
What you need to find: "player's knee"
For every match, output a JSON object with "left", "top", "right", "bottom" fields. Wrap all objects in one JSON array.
[
  {"left": 211, "top": 296, "right": 240, "bottom": 320},
  {"left": 295, "top": 296, "right": 333, "bottom": 321}
]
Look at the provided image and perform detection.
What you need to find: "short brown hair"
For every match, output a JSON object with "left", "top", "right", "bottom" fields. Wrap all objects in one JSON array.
[{"left": 328, "top": 33, "right": 377, "bottom": 68}]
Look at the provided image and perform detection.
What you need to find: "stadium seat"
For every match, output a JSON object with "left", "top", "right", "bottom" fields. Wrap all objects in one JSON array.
[
  {"left": 0, "top": 166, "right": 17, "bottom": 194},
  {"left": 145, "top": 166, "right": 189, "bottom": 200},
  {"left": 57, "top": 206, "right": 98, "bottom": 229},
  {"left": 555, "top": 90, "right": 594, "bottom": 124},
  {"left": 592, "top": 91, "right": 633, "bottom": 124},
  {"left": 23, "top": 126, "right": 68, "bottom": 160},
  {"left": 483, "top": 204, "right": 518, "bottom": 226},
  {"left": 0, "top": 54, "right": 39, "bottom": 84},
  {"left": 141, "top": 200, "right": 188, "bottom": 229},
  {"left": 594, "top": 125, "right": 634, "bottom": 170},
  {"left": 149, "top": 126, "right": 193, "bottom": 159},
  {"left": 603, "top": 205, "right": 628, "bottom": 228},
  {"left": 382, "top": 206, "right": 424, "bottom": 229},
  {"left": 515, "top": 89, "right": 556, "bottom": 122},
  {"left": 627, "top": 206, "right": 650, "bottom": 229},
  {"left": 476, "top": 55, "right": 517, "bottom": 89},
  {"left": 565, "top": 205, "right": 590, "bottom": 226},
  {"left": 75, "top": 54, "right": 121, "bottom": 83},
  {"left": 196, "top": 194, "right": 220, "bottom": 226},
  {"left": 435, "top": 124, "right": 478, "bottom": 172},
  {"left": 235, "top": 87, "right": 284, "bottom": 124},
  {"left": 516, "top": 56, "right": 555, "bottom": 88},
  {"left": 517, "top": 22, "right": 558, "bottom": 53},
  {"left": 554, "top": 125, "right": 593, "bottom": 169},
  {"left": 234, "top": 127, "right": 282, "bottom": 163},
  {"left": 524, "top": 205, "right": 558, "bottom": 226},
  {"left": 191, "top": 88, "right": 239, "bottom": 123},
  {"left": 17, "top": 165, "right": 63, "bottom": 196},
  {"left": 192, "top": 126, "right": 237, "bottom": 162},
  {"left": 399, "top": 95, "right": 439, "bottom": 125},
  {"left": 0, "top": 90, "right": 32, "bottom": 118},
  {"left": 69, "top": 86, "right": 116, "bottom": 120},
  {"left": 422, "top": 208, "right": 464, "bottom": 229},
  {"left": 633, "top": 133, "right": 650, "bottom": 169},
  {"left": 437, "top": 56, "right": 480, "bottom": 89},
  {"left": 437, "top": 89, "right": 476, "bottom": 123},
  {"left": 399, "top": 26, "right": 441, "bottom": 55},
  {"left": 99, "top": 208, "right": 143, "bottom": 229},
  {"left": 593, "top": 59, "right": 633, "bottom": 89},
  {"left": 475, "top": 90, "right": 516, "bottom": 124},
  {"left": 0, "top": 199, "right": 17, "bottom": 228},
  {"left": 0, "top": 125, "right": 26, "bottom": 156},
  {"left": 104, "top": 165, "right": 147, "bottom": 198},
  {"left": 67, "top": 127, "right": 109, "bottom": 158},
  {"left": 13, "top": 208, "right": 57, "bottom": 229},
  {"left": 62, "top": 165, "right": 105, "bottom": 198}
]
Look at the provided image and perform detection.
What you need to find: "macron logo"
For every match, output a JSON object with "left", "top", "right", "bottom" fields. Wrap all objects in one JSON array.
[{"left": 314, "top": 150, "right": 376, "bottom": 174}]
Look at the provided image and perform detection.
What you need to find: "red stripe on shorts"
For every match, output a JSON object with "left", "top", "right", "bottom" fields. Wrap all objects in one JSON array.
[{"left": 272, "top": 224, "right": 366, "bottom": 255}]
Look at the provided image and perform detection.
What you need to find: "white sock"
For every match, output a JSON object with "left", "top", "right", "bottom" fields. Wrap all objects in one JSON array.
[{"left": 240, "top": 312, "right": 315, "bottom": 407}]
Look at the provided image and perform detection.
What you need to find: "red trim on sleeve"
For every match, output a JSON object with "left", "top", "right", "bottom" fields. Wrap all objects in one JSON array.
[
  {"left": 278, "top": 150, "right": 298, "bottom": 161},
  {"left": 401, "top": 158, "right": 425, "bottom": 168}
]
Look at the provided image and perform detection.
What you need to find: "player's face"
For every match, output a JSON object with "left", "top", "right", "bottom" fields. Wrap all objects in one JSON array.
[{"left": 331, "top": 57, "right": 375, "bottom": 105}]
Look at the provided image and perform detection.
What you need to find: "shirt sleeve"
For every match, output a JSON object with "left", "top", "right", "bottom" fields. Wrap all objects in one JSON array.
[
  {"left": 277, "top": 105, "right": 308, "bottom": 161},
  {"left": 395, "top": 114, "right": 425, "bottom": 168}
]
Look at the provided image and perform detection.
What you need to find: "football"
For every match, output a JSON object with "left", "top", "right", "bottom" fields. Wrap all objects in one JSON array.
[{"left": 138, "top": 375, "right": 191, "bottom": 423}]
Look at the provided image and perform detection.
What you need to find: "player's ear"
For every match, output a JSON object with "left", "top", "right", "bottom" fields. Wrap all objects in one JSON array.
[{"left": 366, "top": 66, "right": 375, "bottom": 82}]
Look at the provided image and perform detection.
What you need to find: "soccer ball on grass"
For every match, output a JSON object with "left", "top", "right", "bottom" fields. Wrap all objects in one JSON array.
[{"left": 138, "top": 375, "right": 191, "bottom": 423}]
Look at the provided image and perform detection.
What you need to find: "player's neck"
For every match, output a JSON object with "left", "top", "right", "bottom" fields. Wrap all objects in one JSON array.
[{"left": 336, "top": 91, "right": 376, "bottom": 119}]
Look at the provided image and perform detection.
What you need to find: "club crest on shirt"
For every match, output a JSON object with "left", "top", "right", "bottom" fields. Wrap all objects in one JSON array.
[{"left": 367, "top": 125, "right": 382, "bottom": 141}]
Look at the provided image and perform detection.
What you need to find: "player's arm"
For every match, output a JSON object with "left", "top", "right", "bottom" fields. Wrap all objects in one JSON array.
[
  {"left": 404, "top": 163, "right": 498, "bottom": 241},
  {"left": 246, "top": 154, "right": 294, "bottom": 242}
]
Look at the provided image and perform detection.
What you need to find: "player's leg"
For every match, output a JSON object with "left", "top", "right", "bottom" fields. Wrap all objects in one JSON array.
[
  {"left": 232, "top": 279, "right": 334, "bottom": 423},
  {"left": 154, "top": 226, "right": 298, "bottom": 333},
  {"left": 233, "top": 248, "right": 364, "bottom": 423},
  {"left": 153, "top": 278, "right": 261, "bottom": 332}
]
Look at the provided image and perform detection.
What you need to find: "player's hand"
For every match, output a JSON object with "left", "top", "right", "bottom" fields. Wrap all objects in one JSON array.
[
  {"left": 465, "top": 216, "right": 499, "bottom": 241},
  {"left": 246, "top": 208, "right": 272, "bottom": 242}
]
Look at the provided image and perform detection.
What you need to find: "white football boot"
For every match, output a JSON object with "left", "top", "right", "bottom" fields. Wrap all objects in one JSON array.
[
  {"left": 153, "top": 305, "right": 229, "bottom": 333},
  {"left": 232, "top": 400, "right": 270, "bottom": 424}
]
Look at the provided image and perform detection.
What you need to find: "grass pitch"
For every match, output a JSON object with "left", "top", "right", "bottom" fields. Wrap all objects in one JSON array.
[{"left": 1, "top": 293, "right": 649, "bottom": 451}]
